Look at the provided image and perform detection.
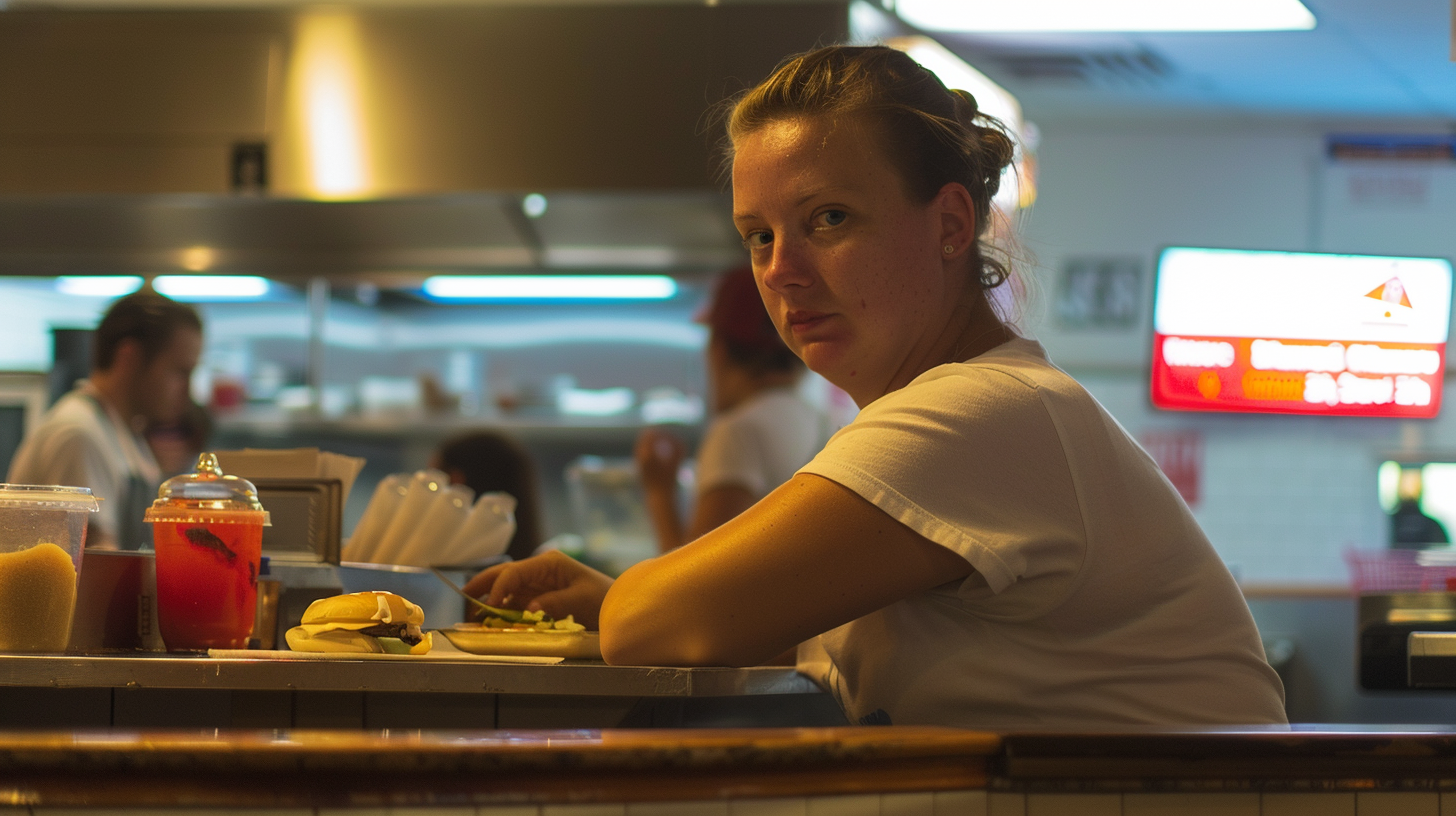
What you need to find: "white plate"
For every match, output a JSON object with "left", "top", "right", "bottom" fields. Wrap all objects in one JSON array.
[{"left": 441, "top": 625, "right": 602, "bottom": 659}]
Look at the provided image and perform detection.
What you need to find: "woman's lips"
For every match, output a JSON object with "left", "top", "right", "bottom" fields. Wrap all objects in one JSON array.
[{"left": 786, "top": 310, "right": 832, "bottom": 335}]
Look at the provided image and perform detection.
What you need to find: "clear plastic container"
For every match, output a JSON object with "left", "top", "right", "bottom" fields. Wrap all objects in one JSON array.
[
  {"left": 144, "top": 453, "right": 270, "bottom": 651},
  {"left": 0, "top": 484, "right": 100, "bottom": 652},
  {"left": 565, "top": 456, "right": 657, "bottom": 576}
]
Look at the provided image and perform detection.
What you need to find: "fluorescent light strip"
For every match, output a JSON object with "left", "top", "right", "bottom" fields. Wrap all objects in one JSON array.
[
  {"left": 423, "top": 275, "right": 678, "bottom": 301},
  {"left": 153, "top": 276, "right": 271, "bottom": 300},
  {"left": 896, "top": 0, "right": 1317, "bottom": 32},
  {"left": 55, "top": 277, "right": 144, "bottom": 298}
]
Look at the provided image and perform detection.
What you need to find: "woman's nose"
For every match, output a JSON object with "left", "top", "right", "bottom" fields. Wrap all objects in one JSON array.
[{"left": 758, "top": 239, "right": 813, "bottom": 292}]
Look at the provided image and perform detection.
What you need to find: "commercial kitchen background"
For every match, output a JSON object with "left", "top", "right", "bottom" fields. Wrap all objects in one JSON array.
[{"left": 2, "top": 0, "right": 1456, "bottom": 722}]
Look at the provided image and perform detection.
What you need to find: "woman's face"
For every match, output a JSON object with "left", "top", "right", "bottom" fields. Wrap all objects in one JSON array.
[{"left": 731, "top": 115, "right": 975, "bottom": 406}]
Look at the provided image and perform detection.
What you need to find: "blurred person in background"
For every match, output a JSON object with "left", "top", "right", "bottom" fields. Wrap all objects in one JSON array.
[
  {"left": 145, "top": 399, "right": 214, "bottom": 478},
  {"left": 1390, "top": 466, "right": 1449, "bottom": 548},
  {"left": 432, "top": 430, "right": 546, "bottom": 562},
  {"left": 635, "top": 265, "right": 823, "bottom": 552},
  {"left": 8, "top": 290, "right": 203, "bottom": 550}
]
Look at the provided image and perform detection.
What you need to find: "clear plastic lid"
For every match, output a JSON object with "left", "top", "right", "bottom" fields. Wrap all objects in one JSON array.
[
  {"left": 0, "top": 484, "right": 100, "bottom": 512},
  {"left": 143, "top": 452, "right": 271, "bottom": 525}
]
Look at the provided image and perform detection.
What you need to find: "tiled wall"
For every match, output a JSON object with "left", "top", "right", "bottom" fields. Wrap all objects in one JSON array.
[
  {"left": 16, "top": 789, "right": 1456, "bottom": 814},
  {"left": 1070, "top": 369, "right": 1424, "bottom": 586},
  {"left": 1025, "top": 120, "right": 1456, "bottom": 587}
]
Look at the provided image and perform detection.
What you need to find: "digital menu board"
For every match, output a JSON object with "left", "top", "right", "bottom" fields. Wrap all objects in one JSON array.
[{"left": 1151, "top": 248, "right": 1454, "bottom": 418}]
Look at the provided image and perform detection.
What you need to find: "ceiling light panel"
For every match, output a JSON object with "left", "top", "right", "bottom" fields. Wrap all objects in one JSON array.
[{"left": 896, "top": 0, "right": 1317, "bottom": 33}]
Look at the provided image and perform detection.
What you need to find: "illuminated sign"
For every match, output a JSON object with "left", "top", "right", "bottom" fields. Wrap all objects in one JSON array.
[{"left": 1151, "top": 247, "right": 1453, "bottom": 418}]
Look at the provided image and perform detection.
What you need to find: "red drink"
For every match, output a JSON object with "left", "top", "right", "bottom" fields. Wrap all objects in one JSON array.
[
  {"left": 152, "top": 521, "right": 263, "bottom": 650},
  {"left": 143, "top": 453, "right": 271, "bottom": 652}
]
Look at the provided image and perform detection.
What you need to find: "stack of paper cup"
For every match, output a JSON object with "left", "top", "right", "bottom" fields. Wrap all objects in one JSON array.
[
  {"left": 341, "top": 471, "right": 519, "bottom": 567},
  {"left": 340, "top": 474, "right": 406, "bottom": 562},
  {"left": 392, "top": 484, "right": 474, "bottom": 567},
  {"left": 437, "top": 493, "right": 517, "bottom": 566},
  {"left": 369, "top": 470, "right": 449, "bottom": 565}
]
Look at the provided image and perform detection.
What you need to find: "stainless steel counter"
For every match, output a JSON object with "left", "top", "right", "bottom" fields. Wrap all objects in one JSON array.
[
  {"left": 0, "top": 653, "right": 844, "bottom": 729},
  {"left": 0, "top": 652, "right": 817, "bottom": 697}
]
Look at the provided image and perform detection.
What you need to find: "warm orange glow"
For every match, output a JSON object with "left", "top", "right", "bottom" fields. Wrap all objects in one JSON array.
[
  {"left": 287, "top": 10, "right": 370, "bottom": 198},
  {"left": 179, "top": 246, "right": 215, "bottom": 272}
]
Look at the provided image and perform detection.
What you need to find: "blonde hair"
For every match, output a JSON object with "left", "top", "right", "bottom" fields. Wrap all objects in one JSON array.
[{"left": 725, "top": 45, "right": 1017, "bottom": 292}]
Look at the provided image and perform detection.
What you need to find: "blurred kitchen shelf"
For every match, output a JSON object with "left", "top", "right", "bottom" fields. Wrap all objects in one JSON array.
[{"left": 214, "top": 408, "right": 700, "bottom": 443}]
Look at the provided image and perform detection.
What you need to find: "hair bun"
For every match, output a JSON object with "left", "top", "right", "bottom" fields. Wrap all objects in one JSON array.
[{"left": 950, "top": 88, "right": 981, "bottom": 121}]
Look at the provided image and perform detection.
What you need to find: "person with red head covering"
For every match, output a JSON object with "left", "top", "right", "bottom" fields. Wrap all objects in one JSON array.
[{"left": 634, "top": 266, "right": 824, "bottom": 552}]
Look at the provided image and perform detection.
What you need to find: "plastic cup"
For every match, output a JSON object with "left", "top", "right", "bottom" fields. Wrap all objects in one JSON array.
[
  {"left": 144, "top": 453, "right": 270, "bottom": 651},
  {"left": 0, "top": 485, "right": 100, "bottom": 652}
]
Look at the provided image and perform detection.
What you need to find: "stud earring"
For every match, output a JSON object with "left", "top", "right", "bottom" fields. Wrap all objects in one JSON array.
[{"left": 943, "top": 245, "right": 955, "bottom": 254}]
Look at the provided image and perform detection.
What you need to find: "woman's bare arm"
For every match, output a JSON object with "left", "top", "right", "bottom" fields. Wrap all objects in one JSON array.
[{"left": 599, "top": 472, "right": 972, "bottom": 667}]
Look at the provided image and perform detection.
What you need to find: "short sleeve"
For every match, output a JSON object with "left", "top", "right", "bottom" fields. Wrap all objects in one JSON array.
[
  {"left": 694, "top": 414, "right": 768, "bottom": 497},
  {"left": 798, "top": 367, "right": 1087, "bottom": 617},
  {"left": 28, "top": 426, "right": 122, "bottom": 538}
]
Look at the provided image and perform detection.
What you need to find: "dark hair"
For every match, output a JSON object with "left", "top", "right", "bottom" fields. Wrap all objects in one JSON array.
[
  {"left": 435, "top": 431, "right": 545, "bottom": 563},
  {"left": 93, "top": 290, "right": 203, "bottom": 371},
  {"left": 705, "top": 266, "right": 803, "bottom": 376},
  {"left": 725, "top": 45, "right": 1017, "bottom": 291}
]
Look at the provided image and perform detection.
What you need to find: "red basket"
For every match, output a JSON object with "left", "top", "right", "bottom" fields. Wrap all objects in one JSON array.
[{"left": 1344, "top": 548, "right": 1456, "bottom": 593}]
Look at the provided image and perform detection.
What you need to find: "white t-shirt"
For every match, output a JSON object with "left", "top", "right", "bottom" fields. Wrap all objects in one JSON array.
[
  {"left": 7, "top": 384, "right": 161, "bottom": 549},
  {"left": 797, "top": 338, "right": 1287, "bottom": 728},
  {"left": 694, "top": 387, "right": 823, "bottom": 500}
]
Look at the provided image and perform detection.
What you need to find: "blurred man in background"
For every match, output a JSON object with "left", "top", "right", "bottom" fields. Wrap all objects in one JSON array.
[{"left": 8, "top": 290, "right": 203, "bottom": 550}]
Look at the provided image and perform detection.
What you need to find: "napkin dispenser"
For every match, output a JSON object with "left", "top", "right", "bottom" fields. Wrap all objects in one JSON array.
[{"left": 249, "top": 477, "right": 343, "bottom": 564}]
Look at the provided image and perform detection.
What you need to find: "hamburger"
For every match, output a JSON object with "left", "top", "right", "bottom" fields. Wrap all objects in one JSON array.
[{"left": 285, "top": 591, "right": 433, "bottom": 655}]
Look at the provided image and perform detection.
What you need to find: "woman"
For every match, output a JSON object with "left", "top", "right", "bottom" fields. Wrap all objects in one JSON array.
[
  {"left": 636, "top": 265, "right": 822, "bottom": 553},
  {"left": 466, "top": 45, "right": 1286, "bottom": 728}
]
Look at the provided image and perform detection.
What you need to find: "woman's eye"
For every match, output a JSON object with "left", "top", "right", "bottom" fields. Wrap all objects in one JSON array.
[
  {"left": 817, "top": 210, "right": 847, "bottom": 228},
  {"left": 743, "top": 231, "right": 772, "bottom": 249}
]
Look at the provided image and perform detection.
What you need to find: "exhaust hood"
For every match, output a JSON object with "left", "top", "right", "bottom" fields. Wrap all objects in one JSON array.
[
  {"left": 0, "top": 191, "right": 746, "bottom": 279},
  {"left": 0, "top": 3, "right": 846, "bottom": 277},
  {"left": 0, "top": 3, "right": 849, "bottom": 197}
]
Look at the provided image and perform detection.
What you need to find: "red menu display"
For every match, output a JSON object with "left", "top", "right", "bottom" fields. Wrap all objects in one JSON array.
[{"left": 1151, "top": 248, "right": 1453, "bottom": 418}]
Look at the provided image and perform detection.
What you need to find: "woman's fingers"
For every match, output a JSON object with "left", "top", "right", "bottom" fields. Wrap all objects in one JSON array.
[
  {"left": 462, "top": 561, "right": 507, "bottom": 598},
  {"left": 462, "top": 551, "right": 614, "bottom": 628},
  {"left": 636, "top": 427, "right": 685, "bottom": 488}
]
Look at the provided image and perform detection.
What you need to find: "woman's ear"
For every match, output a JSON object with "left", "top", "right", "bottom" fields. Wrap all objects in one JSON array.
[{"left": 934, "top": 182, "right": 977, "bottom": 260}]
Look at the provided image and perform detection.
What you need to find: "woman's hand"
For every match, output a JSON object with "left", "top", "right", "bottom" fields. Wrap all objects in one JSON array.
[
  {"left": 462, "top": 550, "right": 614, "bottom": 630},
  {"left": 634, "top": 427, "right": 686, "bottom": 492},
  {"left": 636, "top": 427, "right": 689, "bottom": 552}
]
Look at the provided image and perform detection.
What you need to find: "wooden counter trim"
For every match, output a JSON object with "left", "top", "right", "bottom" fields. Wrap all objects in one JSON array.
[
  {"left": 0, "top": 727, "right": 999, "bottom": 808},
  {"left": 996, "top": 730, "right": 1456, "bottom": 793}
]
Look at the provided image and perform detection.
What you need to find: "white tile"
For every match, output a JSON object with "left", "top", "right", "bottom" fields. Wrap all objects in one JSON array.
[
  {"left": 1261, "top": 792, "right": 1355, "bottom": 816},
  {"left": 1123, "top": 792, "right": 1259, "bottom": 816},
  {"left": 934, "top": 789, "right": 990, "bottom": 816},
  {"left": 805, "top": 794, "right": 879, "bottom": 816},
  {"left": 880, "top": 791, "right": 936, "bottom": 816},
  {"left": 727, "top": 799, "right": 807, "bottom": 816},
  {"left": 1357, "top": 791, "right": 1440, "bottom": 816},
  {"left": 1026, "top": 793, "right": 1120, "bottom": 816},
  {"left": 540, "top": 806, "right": 626, "bottom": 816},
  {"left": 628, "top": 802, "right": 729, "bottom": 816}
]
